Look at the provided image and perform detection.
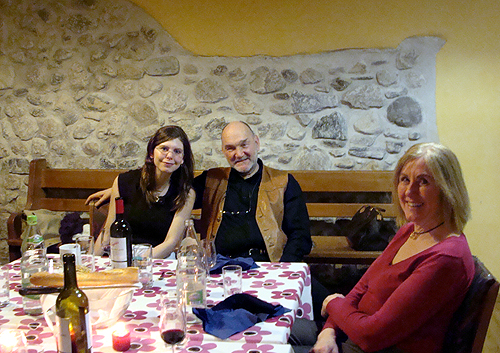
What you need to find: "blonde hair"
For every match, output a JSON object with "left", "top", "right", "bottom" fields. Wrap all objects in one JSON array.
[{"left": 393, "top": 143, "right": 470, "bottom": 232}]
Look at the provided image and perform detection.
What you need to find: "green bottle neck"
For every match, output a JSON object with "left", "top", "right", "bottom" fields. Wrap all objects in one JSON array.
[{"left": 62, "top": 254, "right": 79, "bottom": 289}]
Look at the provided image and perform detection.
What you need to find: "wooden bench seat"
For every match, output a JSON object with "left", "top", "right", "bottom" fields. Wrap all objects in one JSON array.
[{"left": 7, "top": 159, "right": 398, "bottom": 263}]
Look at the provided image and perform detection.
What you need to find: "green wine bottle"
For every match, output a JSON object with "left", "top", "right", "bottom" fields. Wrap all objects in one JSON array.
[{"left": 56, "top": 253, "right": 92, "bottom": 353}]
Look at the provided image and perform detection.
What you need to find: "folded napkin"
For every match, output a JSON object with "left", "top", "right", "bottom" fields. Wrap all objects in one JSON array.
[
  {"left": 209, "top": 254, "right": 259, "bottom": 274},
  {"left": 193, "top": 293, "right": 290, "bottom": 339}
]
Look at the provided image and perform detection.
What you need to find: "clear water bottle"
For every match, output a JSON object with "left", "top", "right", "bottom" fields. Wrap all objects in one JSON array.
[
  {"left": 176, "top": 219, "right": 201, "bottom": 269},
  {"left": 20, "top": 215, "right": 48, "bottom": 315},
  {"left": 21, "top": 214, "right": 43, "bottom": 254},
  {"left": 176, "top": 220, "right": 206, "bottom": 317}
]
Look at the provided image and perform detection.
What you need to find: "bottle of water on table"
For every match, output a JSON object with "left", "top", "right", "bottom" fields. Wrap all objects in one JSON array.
[
  {"left": 176, "top": 219, "right": 207, "bottom": 321},
  {"left": 20, "top": 214, "right": 48, "bottom": 316}
]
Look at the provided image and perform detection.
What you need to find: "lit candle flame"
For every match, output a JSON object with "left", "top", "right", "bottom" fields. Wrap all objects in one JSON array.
[
  {"left": 112, "top": 322, "right": 128, "bottom": 336},
  {"left": 0, "top": 329, "right": 27, "bottom": 353}
]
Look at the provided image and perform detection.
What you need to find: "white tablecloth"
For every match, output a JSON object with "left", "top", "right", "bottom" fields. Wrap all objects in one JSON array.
[{"left": 0, "top": 256, "right": 313, "bottom": 353}]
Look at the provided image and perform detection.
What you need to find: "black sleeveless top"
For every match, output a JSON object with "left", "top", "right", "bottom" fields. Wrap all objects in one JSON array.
[{"left": 118, "top": 169, "right": 178, "bottom": 247}]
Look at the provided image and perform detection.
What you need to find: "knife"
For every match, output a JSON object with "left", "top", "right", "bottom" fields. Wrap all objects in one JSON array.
[{"left": 19, "top": 284, "right": 141, "bottom": 296}]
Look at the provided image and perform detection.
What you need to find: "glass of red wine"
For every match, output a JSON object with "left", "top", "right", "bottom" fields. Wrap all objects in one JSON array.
[{"left": 159, "top": 292, "right": 186, "bottom": 352}]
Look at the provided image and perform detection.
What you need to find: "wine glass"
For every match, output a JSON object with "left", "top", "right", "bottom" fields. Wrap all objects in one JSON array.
[
  {"left": 201, "top": 239, "right": 217, "bottom": 272},
  {"left": 201, "top": 239, "right": 217, "bottom": 286},
  {"left": 159, "top": 293, "right": 186, "bottom": 353}
]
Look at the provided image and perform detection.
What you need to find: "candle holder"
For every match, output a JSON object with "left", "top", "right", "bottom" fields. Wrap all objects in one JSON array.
[
  {"left": 0, "top": 329, "right": 28, "bottom": 353},
  {"left": 112, "top": 323, "right": 131, "bottom": 351}
]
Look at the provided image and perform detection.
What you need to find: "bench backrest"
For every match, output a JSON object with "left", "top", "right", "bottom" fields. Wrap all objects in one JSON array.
[
  {"left": 26, "top": 159, "right": 121, "bottom": 212},
  {"left": 290, "top": 170, "right": 397, "bottom": 219},
  {"left": 25, "top": 159, "right": 398, "bottom": 219}
]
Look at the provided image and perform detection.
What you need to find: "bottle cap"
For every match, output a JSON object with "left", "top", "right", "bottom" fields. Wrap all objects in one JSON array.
[
  {"left": 115, "top": 198, "right": 125, "bottom": 214},
  {"left": 26, "top": 214, "right": 38, "bottom": 226}
]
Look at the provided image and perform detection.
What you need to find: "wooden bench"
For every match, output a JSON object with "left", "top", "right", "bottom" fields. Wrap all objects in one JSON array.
[{"left": 7, "top": 158, "right": 398, "bottom": 263}]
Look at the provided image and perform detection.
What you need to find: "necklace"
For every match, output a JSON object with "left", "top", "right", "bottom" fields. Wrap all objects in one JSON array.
[
  {"left": 152, "top": 181, "right": 170, "bottom": 203},
  {"left": 410, "top": 221, "right": 445, "bottom": 239}
]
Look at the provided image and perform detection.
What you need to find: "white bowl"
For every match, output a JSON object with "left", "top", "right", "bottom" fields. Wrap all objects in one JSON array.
[{"left": 41, "top": 285, "right": 139, "bottom": 330}]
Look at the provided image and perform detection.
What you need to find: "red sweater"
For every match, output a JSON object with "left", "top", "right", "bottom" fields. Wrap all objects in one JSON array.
[{"left": 323, "top": 223, "right": 474, "bottom": 353}]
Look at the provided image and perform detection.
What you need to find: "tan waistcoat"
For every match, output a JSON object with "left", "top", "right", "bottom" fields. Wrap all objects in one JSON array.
[{"left": 199, "top": 166, "right": 289, "bottom": 262}]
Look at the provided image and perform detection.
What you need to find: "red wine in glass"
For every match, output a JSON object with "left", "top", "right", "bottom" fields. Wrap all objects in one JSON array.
[
  {"left": 159, "top": 292, "right": 187, "bottom": 353},
  {"left": 161, "top": 329, "right": 185, "bottom": 345}
]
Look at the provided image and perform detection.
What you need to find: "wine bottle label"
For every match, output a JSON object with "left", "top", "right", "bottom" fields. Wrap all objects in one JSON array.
[
  {"left": 110, "top": 238, "right": 127, "bottom": 262},
  {"left": 56, "top": 312, "right": 92, "bottom": 352}
]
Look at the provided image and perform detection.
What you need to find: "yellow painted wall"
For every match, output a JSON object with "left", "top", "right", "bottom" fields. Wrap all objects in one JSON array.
[{"left": 130, "top": 0, "right": 500, "bottom": 272}]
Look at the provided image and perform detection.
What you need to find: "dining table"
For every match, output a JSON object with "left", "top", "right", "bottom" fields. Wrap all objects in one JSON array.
[{"left": 0, "top": 255, "right": 313, "bottom": 353}]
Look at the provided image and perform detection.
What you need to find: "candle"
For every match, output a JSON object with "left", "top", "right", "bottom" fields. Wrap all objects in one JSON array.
[
  {"left": 112, "top": 324, "right": 131, "bottom": 352},
  {"left": 0, "top": 329, "right": 28, "bottom": 353}
]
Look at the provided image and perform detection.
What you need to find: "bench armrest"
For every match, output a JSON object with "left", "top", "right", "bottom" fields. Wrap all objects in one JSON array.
[{"left": 7, "top": 212, "right": 23, "bottom": 261}]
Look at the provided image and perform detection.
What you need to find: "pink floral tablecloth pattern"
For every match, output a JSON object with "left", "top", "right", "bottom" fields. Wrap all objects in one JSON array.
[{"left": 0, "top": 256, "right": 312, "bottom": 353}]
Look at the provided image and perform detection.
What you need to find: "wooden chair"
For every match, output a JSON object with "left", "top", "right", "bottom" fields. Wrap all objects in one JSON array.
[{"left": 443, "top": 256, "right": 499, "bottom": 353}]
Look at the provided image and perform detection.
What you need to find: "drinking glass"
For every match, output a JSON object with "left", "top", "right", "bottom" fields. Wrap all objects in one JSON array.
[
  {"left": 223, "top": 264, "right": 242, "bottom": 297},
  {"left": 74, "top": 235, "right": 95, "bottom": 271},
  {"left": 159, "top": 292, "right": 186, "bottom": 353},
  {"left": 0, "top": 266, "right": 9, "bottom": 307},
  {"left": 133, "top": 244, "right": 153, "bottom": 288},
  {"left": 201, "top": 238, "right": 217, "bottom": 272}
]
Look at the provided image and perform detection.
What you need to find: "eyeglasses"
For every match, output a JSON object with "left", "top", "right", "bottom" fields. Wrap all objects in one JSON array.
[{"left": 155, "top": 145, "right": 183, "bottom": 157}]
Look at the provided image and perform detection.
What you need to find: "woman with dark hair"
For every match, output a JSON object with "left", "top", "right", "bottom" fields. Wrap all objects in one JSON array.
[
  {"left": 94, "top": 125, "right": 195, "bottom": 258},
  {"left": 292, "top": 143, "right": 474, "bottom": 353}
]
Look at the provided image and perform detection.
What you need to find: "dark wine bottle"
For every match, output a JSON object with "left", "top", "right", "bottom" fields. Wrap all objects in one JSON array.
[
  {"left": 110, "top": 197, "right": 133, "bottom": 268},
  {"left": 56, "top": 253, "right": 92, "bottom": 353}
]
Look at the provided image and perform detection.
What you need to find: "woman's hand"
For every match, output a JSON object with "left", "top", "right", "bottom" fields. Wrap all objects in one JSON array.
[
  {"left": 85, "top": 188, "right": 112, "bottom": 207},
  {"left": 310, "top": 328, "right": 339, "bottom": 353},
  {"left": 321, "top": 293, "right": 345, "bottom": 317}
]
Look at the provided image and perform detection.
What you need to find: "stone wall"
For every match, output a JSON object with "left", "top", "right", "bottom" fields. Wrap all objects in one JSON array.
[{"left": 0, "top": 0, "right": 444, "bottom": 263}]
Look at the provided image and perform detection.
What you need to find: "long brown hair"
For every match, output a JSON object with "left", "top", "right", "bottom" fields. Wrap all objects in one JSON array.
[{"left": 140, "top": 125, "right": 194, "bottom": 210}]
